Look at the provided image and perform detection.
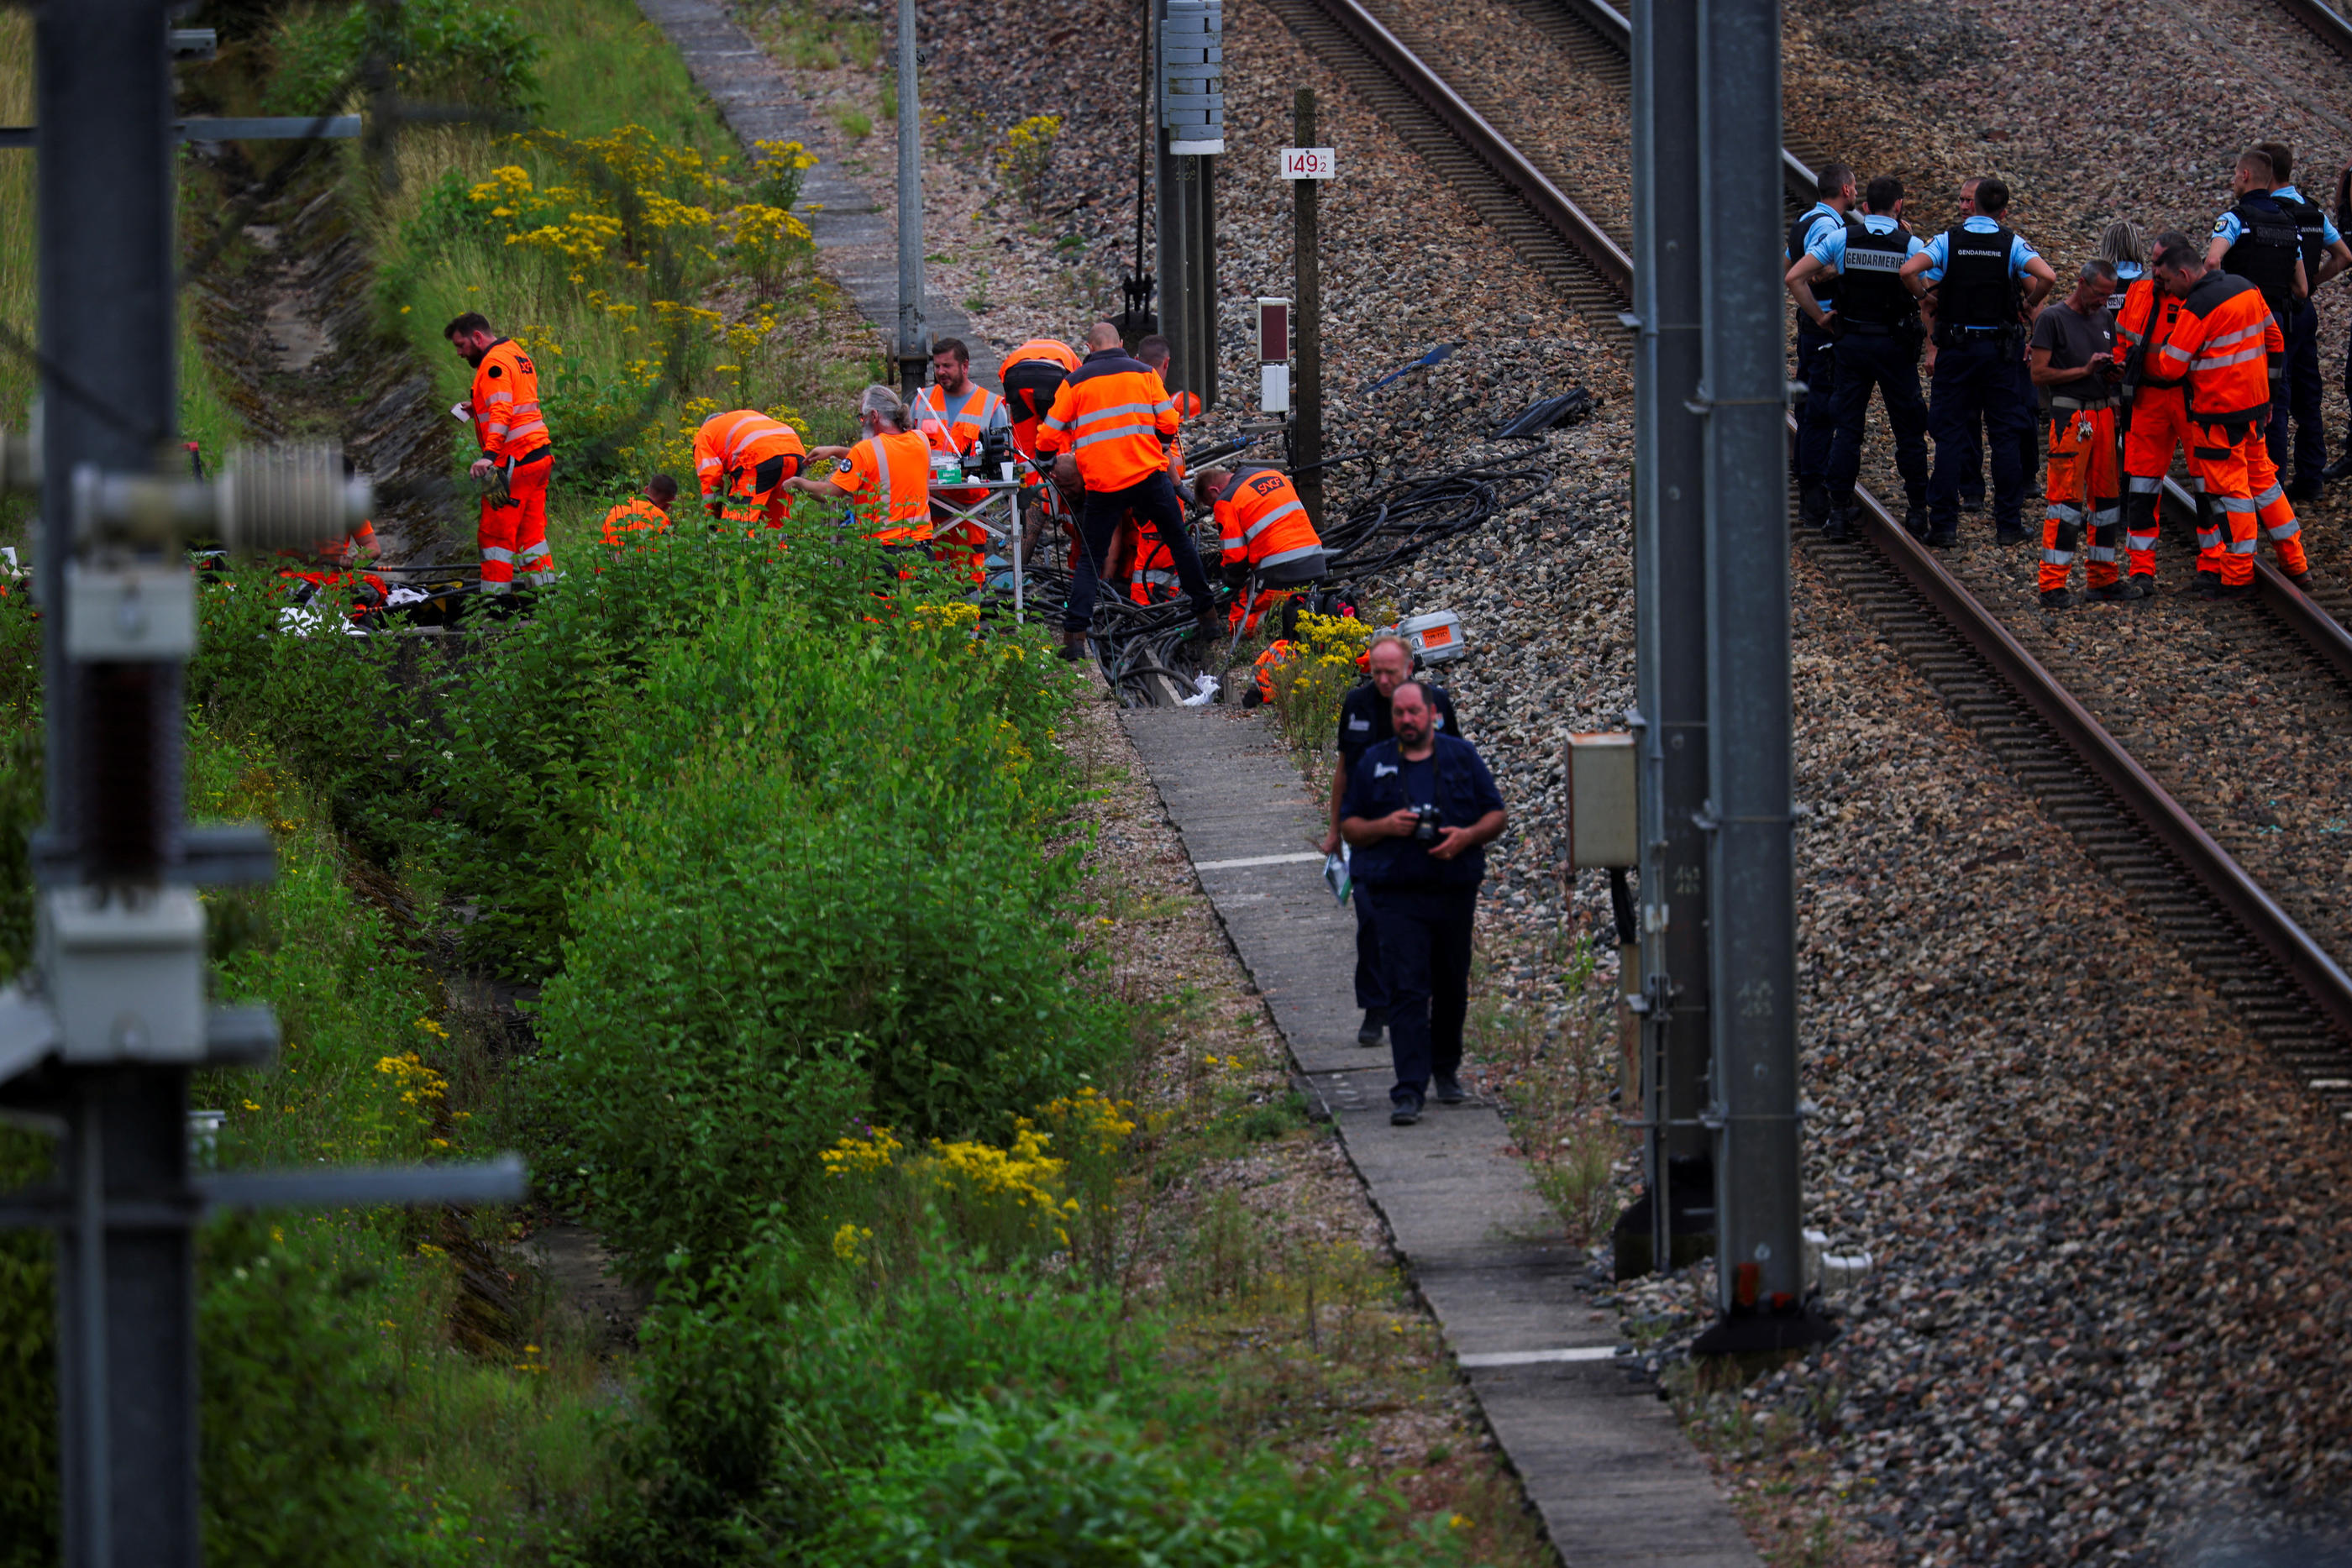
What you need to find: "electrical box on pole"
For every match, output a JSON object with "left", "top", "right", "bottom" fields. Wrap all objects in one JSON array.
[
  {"left": 1254, "top": 296, "right": 1290, "bottom": 414},
  {"left": 1155, "top": 0, "right": 1221, "bottom": 407}
]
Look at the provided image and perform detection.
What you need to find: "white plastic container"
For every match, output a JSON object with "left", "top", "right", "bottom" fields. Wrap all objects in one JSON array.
[{"left": 1399, "top": 610, "right": 1467, "bottom": 664}]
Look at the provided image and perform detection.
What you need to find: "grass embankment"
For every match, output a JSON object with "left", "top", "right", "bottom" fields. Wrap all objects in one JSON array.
[{"left": 2, "top": 3, "right": 1551, "bottom": 1563}]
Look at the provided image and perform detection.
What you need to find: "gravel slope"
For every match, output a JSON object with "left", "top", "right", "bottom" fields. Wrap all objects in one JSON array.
[{"left": 772, "top": 0, "right": 2352, "bottom": 1558}]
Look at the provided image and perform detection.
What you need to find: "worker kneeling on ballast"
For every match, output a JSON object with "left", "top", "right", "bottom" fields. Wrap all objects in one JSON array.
[{"left": 1191, "top": 461, "right": 1328, "bottom": 597}]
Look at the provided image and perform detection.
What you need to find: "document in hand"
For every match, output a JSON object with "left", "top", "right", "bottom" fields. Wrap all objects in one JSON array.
[{"left": 1323, "top": 845, "right": 1352, "bottom": 907}]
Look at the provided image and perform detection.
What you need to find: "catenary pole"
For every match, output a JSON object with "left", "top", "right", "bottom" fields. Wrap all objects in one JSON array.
[
  {"left": 1626, "top": 0, "right": 1714, "bottom": 1281},
  {"left": 895, "top": 0, "right": 924, "bottom": 396},
  {"left": 1693, "top": 0, "right": 1821, "bottom": 1349},
  {"left": 36, "top": 3, "right": 201, "bottom": 1562}
]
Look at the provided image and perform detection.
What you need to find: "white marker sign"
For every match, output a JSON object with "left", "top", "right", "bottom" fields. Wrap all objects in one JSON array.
[{"left": 1278, "top": 145, "right": 1336, "bottom": 180}]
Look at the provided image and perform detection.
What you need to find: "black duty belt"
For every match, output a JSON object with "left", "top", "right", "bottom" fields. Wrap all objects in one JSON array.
[{"left": 1839, "top": 321, "right": 1901, "bottom": 336}]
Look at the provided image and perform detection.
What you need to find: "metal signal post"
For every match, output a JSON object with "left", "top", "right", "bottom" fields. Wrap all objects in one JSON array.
[{"left": 0, "top": 11, "right": 526, "bottom": 1563}]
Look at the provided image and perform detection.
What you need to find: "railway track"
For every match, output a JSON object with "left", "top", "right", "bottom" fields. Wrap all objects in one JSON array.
[{"left": 1274, "top": 0, "right": 2352, "bottom": 1105}]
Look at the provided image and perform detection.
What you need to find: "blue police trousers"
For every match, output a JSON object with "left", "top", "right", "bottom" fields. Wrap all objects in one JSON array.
[
  {"left": 1360, "top": 884, "right": 1477, "bottom": 1107},
  {"left": 2267, "top": 300, "right": 2324, "bottom": 487},
  {"left": 1824, "top": 330, "right": 1929, "bottom": 508},
  {"left": 1793, "top": 322, "right": 1839, "bottom": 489},
  {"left": 1928, "top": 336, "right": 2031, "bottom": 532},
  {"left": 1352, "top": 888, "right": 1388, "bottom": 1011}
]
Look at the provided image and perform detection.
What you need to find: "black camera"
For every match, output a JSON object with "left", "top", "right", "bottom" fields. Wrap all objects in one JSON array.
[{"left": 1412, "top": 806, "right": 1442, "bottom": 842}]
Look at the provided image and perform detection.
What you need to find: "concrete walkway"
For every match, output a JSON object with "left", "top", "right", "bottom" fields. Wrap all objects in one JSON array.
[
  {"left": 1124, "top": 705, "right": 1760, "bottom": 1568},
  {"left": 634, "top": 0, "right": 995, "bottom": 385}
]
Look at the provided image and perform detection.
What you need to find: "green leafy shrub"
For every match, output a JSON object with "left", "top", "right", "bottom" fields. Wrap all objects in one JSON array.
[
  {"left": 524, "top": 559, "right": 1118, "bottom": 1272},
  {"left": 595, "top": 1219, "right": 1162, "bottom": 1564},
  {"left": 821, "top": 1397, "right": 1463, "bottom": 1568},
  {"left": 265, "top": 0, "right": 544, "bottom": 118}
]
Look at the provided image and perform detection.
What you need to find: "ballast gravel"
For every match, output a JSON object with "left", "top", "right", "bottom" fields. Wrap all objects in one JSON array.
[{"left": 775, "top": 0, "right": 2352, "bottom": 1560}]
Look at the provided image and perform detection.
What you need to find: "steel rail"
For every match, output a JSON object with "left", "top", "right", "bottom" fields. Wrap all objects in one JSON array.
[
  {"left": 1305, "top": 0, "right": 1633, "bottom": 291},
  {"left": 1541, "top": 0, "right": 1820, "bottom": 207},
  {"left": 2268, "top": 0, "right": 2352, "bottom": 56},
  {"left": 1289, "top": 0, "right": 2352, "bottom": 1044},
  {"left": 2155, "top": 480, "right": 2352, "bottom": 684}
]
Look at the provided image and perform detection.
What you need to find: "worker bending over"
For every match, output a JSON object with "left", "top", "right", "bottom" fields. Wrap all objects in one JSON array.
[
  {"left": 2028, "top": 260, "right": 2123, "bottom": 607},
  {"left": 445, "top": 312, "right": 555, "bottom": 597},
  {"left": 2149, "top": 232, "right": 2311, "bottom": 598},
  {"left": 1035, "top": 322, "right": 1221, "bottom": 660},
  {"left": 783, "top": 385, "right": 932, "bottom": 545},
  {"left": 694, "top": 408, "right": 806, "bottom": 528},
  {"left": 999, "top": 337, "right": 1082, "bottom": 559},
  {"left": 1192, "top": 462, "right": 1327, "bottom": 621},
  {"left": 601, "top": 475, "right": 677, "bottom": 546}
]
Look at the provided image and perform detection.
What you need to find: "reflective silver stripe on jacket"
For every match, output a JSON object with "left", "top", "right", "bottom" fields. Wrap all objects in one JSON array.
[{"left": 1242, "top": 500, "right": 1306, "bottom": 543}]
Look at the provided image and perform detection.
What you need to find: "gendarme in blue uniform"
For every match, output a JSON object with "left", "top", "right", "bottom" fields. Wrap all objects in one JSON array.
[
  {"left": 1923, "top": 215, "right": 2041, "bottom": 541},
  {"left": 1789, "top": 199, "right": 1849, "bottom": 517},
  {"left": 1810, "top": 212, "right": 1931, "bottom": 525}
]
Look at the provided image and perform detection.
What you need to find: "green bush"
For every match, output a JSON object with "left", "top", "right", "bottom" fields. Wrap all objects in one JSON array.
[
  {"left": 822, "top": 1397, "right": 1462, "bottom": 1568},
  {"left": 186, "top": 569, "right": 417, "bottom": 862},
  {"left": 524, "top": 547, "right": 1119, "bottom": 1272},
  {"left": 595, "top": 1220, "right": 1162, "bottom": 1565},
  {"left": 265, "top": 0, "right": 543, "bottom": 118}
]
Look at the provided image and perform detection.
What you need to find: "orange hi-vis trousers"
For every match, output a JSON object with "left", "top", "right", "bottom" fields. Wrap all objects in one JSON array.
[
  {"left": 2187, "top": 417, "right": 2307, "bottom": 587},
  {"left": 2040, "top": 400, "right": 2121, "bottom": 595},
  {"left": 2120, "top": 385, "right": 2194, "bottom": 581},
  {"left": 480, "top": 454, "right": 554, "bottom": 594}
]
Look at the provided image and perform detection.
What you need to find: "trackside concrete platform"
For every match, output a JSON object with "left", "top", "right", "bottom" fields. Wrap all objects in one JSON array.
[{"left": 1123, "top": 705, "right": 1760, "bottom": 1568}]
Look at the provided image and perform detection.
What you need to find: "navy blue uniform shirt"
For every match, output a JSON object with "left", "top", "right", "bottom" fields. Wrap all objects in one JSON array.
[
  {"left": 1336, "top": 681, "right": 1460, "bottom": 776},
  {"left": 1341, "top": 732, "right": 1506, "bottom": 890}
]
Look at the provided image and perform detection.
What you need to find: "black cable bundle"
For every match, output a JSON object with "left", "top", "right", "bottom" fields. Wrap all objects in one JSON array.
[{"left": 1319, "top": 463, "right": 1546, "bottom": 584}]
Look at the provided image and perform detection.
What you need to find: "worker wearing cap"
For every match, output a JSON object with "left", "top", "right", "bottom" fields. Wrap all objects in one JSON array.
[
  {"left": 445, "top": 312, "right": 555, "bottom": 596},
  {"left": 694, "top": 408, "right": 806, "bottom": 528},
  {"left": 1898, "top": 176, "right": 2056, "bottom": 548},
  {"left": 601, "top": 475, "right": 678, "bottom": 547},
  {"left": 782, "top": 384, "right": 932, "bottom": 544},
  {"left": 1034, "top": 322, "right": 1221, "bottom": 660}
]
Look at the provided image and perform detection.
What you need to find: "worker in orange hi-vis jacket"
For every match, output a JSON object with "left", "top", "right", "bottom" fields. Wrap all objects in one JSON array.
[
  {"left": 1034, "top": 322, "right": 1221, "bottom": 660},
  {"left": 912, "top": 338, "right": 1011, "bottom": 582},
  {"left": 1192, "top": 462, "right": 1329, "bottom": 634},
  {"left": 601, "top": 474, "right": 678, "bottom": 547},
  {"left": 2113, "top": 261, "right": 2196, "bottom": 591},
  {"left": 781, "top": 384, "right": 933, "bottom": 544},
  {"left": 444, "top": 312, "right": 554, "bottom": 597},
  {"left": 2145, "top": 230, "right": 2313, "bottom": 599},
  {"left": 693, "top": 408, "right": 806, "bottom": 528}
]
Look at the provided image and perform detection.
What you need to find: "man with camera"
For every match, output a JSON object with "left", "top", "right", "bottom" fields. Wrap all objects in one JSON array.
[
  {"left": 1339, "top": 682, "right": 1507, "bottom": 1127},
  {"left": 1321, "top": 635, "right": 1461, "bottom": 1050},
  {"left": 2028, "top": 260, "right": 2124, "bottom": 607}
]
